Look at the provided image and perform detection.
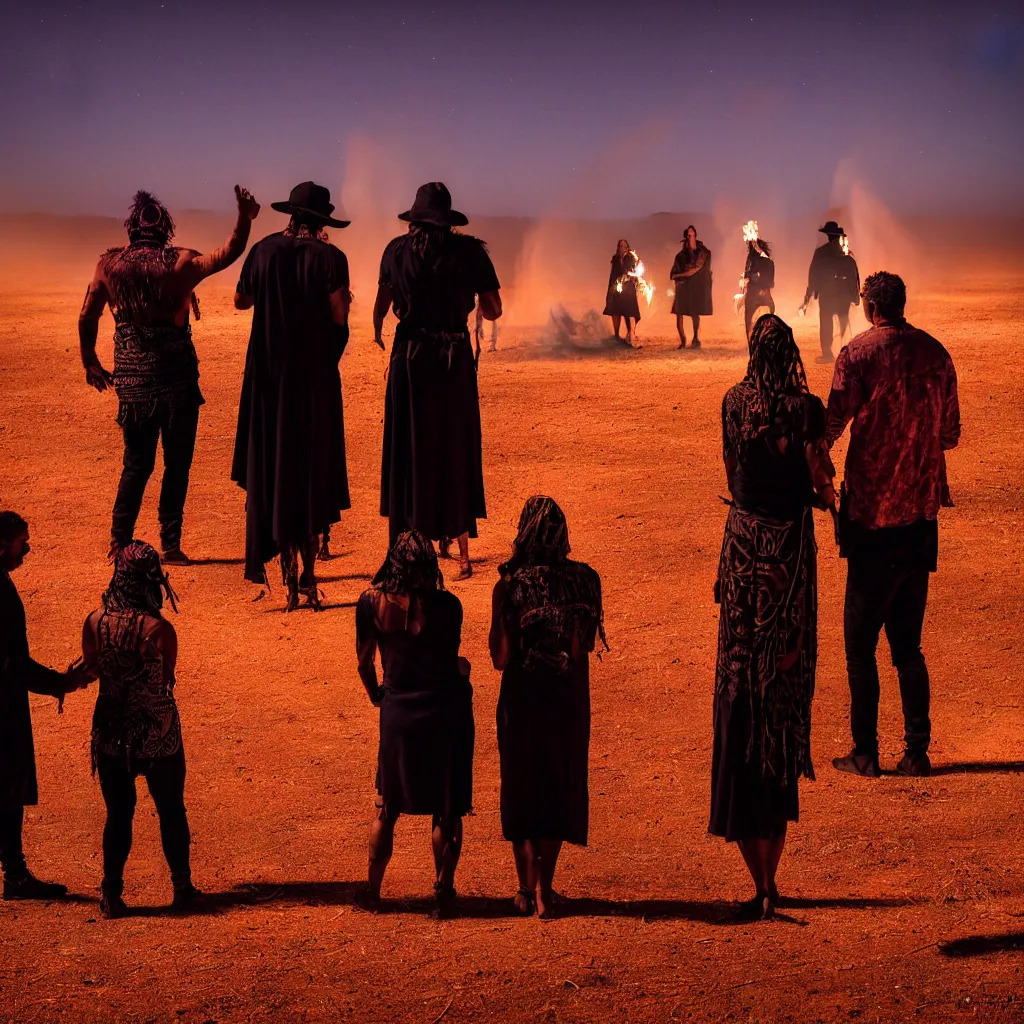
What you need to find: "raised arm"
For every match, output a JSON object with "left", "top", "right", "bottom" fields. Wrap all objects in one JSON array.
[
  {"left": 78, "top": 266, "right": 113, "bottom": 392},
  {"left": 190, "top": 186, "right": 260, "bottom": 282}
]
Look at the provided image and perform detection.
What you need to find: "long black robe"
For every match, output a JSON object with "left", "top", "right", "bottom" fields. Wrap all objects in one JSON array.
[
  {"left": 231, "top": 232, "right": 351, "bottom": 582},
  {"left": 378, "top": 231, "right": 499, "bottom": 543},
  {"left": 0, "top": 571, "right": 67, "bottom": 808}
]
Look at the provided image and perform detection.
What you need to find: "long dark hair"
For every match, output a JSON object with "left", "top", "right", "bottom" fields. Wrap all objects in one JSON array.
[{"left": 741, "top": 314, "right": 807, "bottom": 439}]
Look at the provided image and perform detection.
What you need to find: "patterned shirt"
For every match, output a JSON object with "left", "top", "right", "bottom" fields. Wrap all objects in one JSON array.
[{"left": 825, "top": 319, "right": 960, "bottom": 529}]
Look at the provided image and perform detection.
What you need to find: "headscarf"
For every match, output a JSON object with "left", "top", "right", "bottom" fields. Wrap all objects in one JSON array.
[
  {"left": 102, "top": 541, "right": 177, "bottom": 617},
  {"left": 500, "top": 495, "right": 570, "bottom": 576},
  {"left": 740, "top": 314, "right": 808, "bottom": 442},
  {"left": 499, "top": 496, "right": 607, "bottom": 666},
  {"left": 125, "top": 190, "right": 175, "bottom": 245},
  {"left": 372, "top": 531, "right": 443, "bottom": 595}
]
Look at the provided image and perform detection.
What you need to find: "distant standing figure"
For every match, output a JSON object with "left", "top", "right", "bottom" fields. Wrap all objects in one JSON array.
[
  {"left": 81, "top": 541, "right": 200, "bottom": 919},
  {"left": 489, "top": 496, "right": 606, "bottom": 920},
  {"left": 827, "top": 272, "right": 960, "bottom": 780},
  {"left": 78, "top": 186, "right": 260, "bottom": 563},
  {"left": 1, "top": 512, "right": 93, "bottom": 901},
  {"left": 374, "top": 182, "right": 502, "bottom": 581},
  {"left": 742, "top": 238, "right": 776, "bottom": 340},
  {"left": 800, "top": 220, "right": 859, "bottom": 363},
  {"left": 232, "top": 182, "right": 352, "bottom": 611},
  {"left": 602, "top": 239, "right": 641, "bottom": 346},
  {"left": 671, "top": 225, "right": 713, "bottom": 349},
  {"left": 711, "top": 315, "right": 836, "bottom": 920},
  {"left": 355, "top": 532, "right": 474, "bottom": 919}
]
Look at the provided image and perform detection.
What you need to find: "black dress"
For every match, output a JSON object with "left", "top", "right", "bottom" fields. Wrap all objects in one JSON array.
[
  {"left": 709, "top": 387, "right": 823, "bottom": 842},
  {"left": 602, "top": 252, "right": 642, "bottom": 320},
  {"left": 379, "top": 232, "right": 500, "bottom": 544},
  {"left": 671, "top": 244, "right": 713, "bottom": 316},
  {"left": 496, "top": 561, "right": 600, "bottom": 846},
  {"left": 356, "top": 589, "right": 474, "bottom": 818},
  {"left": 231, "top": 232, "right": 351, "bottom": 582}
]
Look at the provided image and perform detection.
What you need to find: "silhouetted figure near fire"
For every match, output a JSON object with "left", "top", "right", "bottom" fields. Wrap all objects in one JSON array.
[
  {"left": 356, "top": 532, "right": 474, "bottom": 919},
  {"left": 232, "top": 182, "right": 352, "bottom": 611},
  {"left": 602, "top": 239, "right": 642, "bottom": 346},
  {"left": 374, "top": 182, "right": 501, "bottom": 581},
  {"left": 671, "top": 225, "right": 713, "bottom": 349},
  {"left": 1, "top": 512, "right": 93, "bottom": 902},
  {"left": 489, "top": 497, "right": 606, "bottom": 920},
  {"left": 800, "top": 220, "right": 859, "bottom": 363},
  {"left": 742, "top": 237, "right": 776, "bottom": 341},
  {"left": 711, "top": 315, "right": 836, "bottom": 920},
  {"left": 79, "top": 186, "right": 260, "bottom": 564},
  {"left": 828, "top": 272, "right": 960, "bottom": 780}
]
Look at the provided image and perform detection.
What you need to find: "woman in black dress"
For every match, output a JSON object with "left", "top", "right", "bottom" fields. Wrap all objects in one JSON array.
[
  {"left": 602, "top": 239, "right": 641, "bottom": 346},
  {"left": 356, "top": 531, "right": 474, "bottom": 918},
  {"left": 489, "top": 497, "right": 606, "bottom": 919},
  {"left": 742, "top": 237, "right": 776, "bottom": 341},
  {"left": 373, "top": 183, "right": 502, "bottom": 581},
  {"left": 670, "top": 225, "right": 713, "bottom": 349},
  {"left": 711, "top": 314, "right": 836, "bottom": 919}
]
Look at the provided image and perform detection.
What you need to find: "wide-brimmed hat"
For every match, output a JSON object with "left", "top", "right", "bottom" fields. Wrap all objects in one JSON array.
[
  {"left": 819, "top": 220, "right": 845, "bottom": 237},
  {"left": 271, "top": 182, "right": 349, "bottom": 228},
  {"left": 399, "top": 182, "right": 468, "bottom": 227}
]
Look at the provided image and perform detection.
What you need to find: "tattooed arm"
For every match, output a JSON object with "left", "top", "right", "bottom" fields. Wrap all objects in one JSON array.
[
  {"left": 189, "top": 186, "right": 260, "bottom": 282},
  {"left": 78, "top": 263, "right": 113, "bottom": 392}
]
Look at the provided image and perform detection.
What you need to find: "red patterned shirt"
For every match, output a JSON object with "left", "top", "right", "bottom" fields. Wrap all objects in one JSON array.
[{"left": 825, "top": 319, "right": 960, "bottom": 529}]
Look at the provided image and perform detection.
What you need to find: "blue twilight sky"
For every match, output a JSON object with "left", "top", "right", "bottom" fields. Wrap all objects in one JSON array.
[{"left": 0, "top": 0, "right": 1021, "bottom": 219}]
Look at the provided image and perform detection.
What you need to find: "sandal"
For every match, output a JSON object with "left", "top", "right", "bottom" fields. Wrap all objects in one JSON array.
[
  {"left": 514, "top": 888, "right": 536, "bottom": 916},
  {"left": 453, "top": 562, "right": 472, "bottom": 581}
]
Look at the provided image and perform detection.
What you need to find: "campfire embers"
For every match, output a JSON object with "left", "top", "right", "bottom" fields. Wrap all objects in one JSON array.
[{"left": 614, "top": 250, "right": 655, "bottom": 305}]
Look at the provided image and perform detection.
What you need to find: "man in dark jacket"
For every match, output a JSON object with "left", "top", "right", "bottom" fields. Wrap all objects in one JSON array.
[
  {"left": 0, "top": 512, "right": 92, "bottom": 899},
  {"left": 801, "top": 221, "right": 860, "bottom": 363}
]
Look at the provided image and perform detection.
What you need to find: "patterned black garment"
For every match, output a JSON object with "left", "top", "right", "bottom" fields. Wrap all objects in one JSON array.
[
  {"left": 496, "top": 497, "right": 606, "bottom": 846},
  {"left": 101, "top": 243, "right": 204, "bottom": 427},
  {"left": 710, "top": 318, "right": 823, "bottom": 842}
]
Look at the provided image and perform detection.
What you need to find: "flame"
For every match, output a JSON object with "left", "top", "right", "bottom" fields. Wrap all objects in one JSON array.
[
  {"left": 615, "top": 250, "right": 655, "bottom": 305},
  {"left": 840, "top": 234, "right": 851, "bottom": 256},
  {"left": 742, "top": 220, "right": 759, "bottom": 244}
]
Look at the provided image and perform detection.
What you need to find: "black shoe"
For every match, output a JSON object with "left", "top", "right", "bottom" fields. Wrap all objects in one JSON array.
[
  {"left": 100, "top": 891, "right": 130, "bottom": 919},
  {"left": 3, "top": 873, "right": 69, "bottom": 900},
  {"left": 690, "top": 338, "right": 701, "bottom": 350},
  {"left": 832, "top": 750, "right": 881, "bottom": 778},
  {"left": 896, "top": 752, "right": 931, "bottom": 777},
  {"left": 432, "top": 883, "right": 457, "bottom": 920},
  {"left": 162, "top": 547, "right": 190, "bottom": 566},
  {"left": 171, "top": 883, "right": 205, "bottom": 911}
]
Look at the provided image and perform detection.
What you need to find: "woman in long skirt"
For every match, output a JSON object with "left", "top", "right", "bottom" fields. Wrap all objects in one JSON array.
[
  {"left": 602, "top": 239, "right": 642, "bottom": 346},
  {"left": 710, "top": 314, "right": 836, "bottom": 919},
  {"left": 373, "top": 183, "right": 502, "bottom": 580},
  {"left": 489, "top": 497, "right": 606, "bottom": 919},
  {"left": 356, "top": 531, "right": 474, "bottom": 918}
]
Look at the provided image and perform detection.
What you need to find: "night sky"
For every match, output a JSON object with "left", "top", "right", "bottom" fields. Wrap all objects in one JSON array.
[{"left": 1, "top": 0, "right": 1021, "bottom": 218}]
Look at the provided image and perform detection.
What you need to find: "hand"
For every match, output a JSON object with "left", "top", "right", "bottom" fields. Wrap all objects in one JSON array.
[
  {"left": 85, "top": 360, "right": 113, "bottom": 392},
  {"left": 373, "top": 335, "right": 385, "bottom": 351},
  {"left": 235, "top": 185, "right": 261, "bottom": 221},
  {"left": 64, "top": 659, "right": 95, "bottom": 692},
  {"left": 371, "top": 685, "right": 385, "bottom": 707}
]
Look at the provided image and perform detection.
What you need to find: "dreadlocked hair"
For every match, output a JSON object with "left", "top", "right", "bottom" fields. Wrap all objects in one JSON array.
[
  {"left": 103, "top": 541, "right": 178, "bottom": 618},
  {"left": 741, "top": 314, "right": 808, "bottom": 440},
  {"left": 409, "top": 222, "right": 460, "bottom": 270},
  {"left": 125, "top": 191, "right": 174, "bottom": 244},
  {"left": 372, "top": 531, "right": 443, "bottom": 596},
  {"left": 284, "top": 214, "right": 329, "bottom": 242}
]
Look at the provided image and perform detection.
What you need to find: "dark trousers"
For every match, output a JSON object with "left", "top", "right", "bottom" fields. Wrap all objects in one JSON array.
[
  {"left": 0, "top": 805, "right": 26, "bottom": 879},
  {"left": 844, "top": 554, "right": 931, "bottom": 757},
  {"left": 96, "top": 748, "right": 191, "bottom": 895},
  {"left": 819, "top": 304, "right": 850, "bottom": 358},
  {"left": 111, "top": 402, "right": 200, "bottom": 551},
  {"left": 744, "top": 292, "right": 775, "bottom": 340}
]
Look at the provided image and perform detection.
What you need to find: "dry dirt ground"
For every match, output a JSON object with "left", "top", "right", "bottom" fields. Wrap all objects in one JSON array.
[{"left": 1, "top": 258, "right": 1022, "bottom": 1024}]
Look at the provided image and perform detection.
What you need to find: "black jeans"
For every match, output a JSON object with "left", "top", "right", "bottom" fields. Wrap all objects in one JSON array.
[
  {"left": 111, "top": 402, "right": 200, "bottom": 551},
  {"left": 96, "top": 748, "right": 191, "bottom": 895},
  {"left": 819, "top": 304, "right": 850, "bottom": 358},
  {"left": 844, "top": 554, "right": 931, "bottom": 758},
  {"left": 0, "top": 805, "right": 26, "bottom": 880}
]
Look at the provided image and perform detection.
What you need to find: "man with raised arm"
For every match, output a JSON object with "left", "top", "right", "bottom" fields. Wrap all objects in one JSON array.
[{"left": 79, "top": 186, "right": 260, "bottom": 563}]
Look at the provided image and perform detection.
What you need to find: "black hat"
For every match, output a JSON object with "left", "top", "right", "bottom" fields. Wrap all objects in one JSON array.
[
  {"left": 271, "top": 182, "right": 349, "bottom": 228},
  {"left": 398, "top": 182, "right": 468, "bottom": 227},
  {"left": 819, "top": 220, "right": 844, "bottom": 237}
]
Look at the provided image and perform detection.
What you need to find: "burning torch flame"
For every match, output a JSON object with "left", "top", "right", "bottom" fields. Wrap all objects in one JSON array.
[
  {"left": 840, "top": 235, "right": 851, "bottom": 256},
  {"left": 615, "top": 250, "right": 655, "bottom": 305},
  {"left": 742, "top": 220, "right": 759, "bottom": 244}
]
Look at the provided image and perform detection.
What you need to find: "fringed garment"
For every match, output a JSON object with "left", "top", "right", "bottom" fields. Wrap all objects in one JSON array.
[{"left": 91, "top": 611, "right": 182, "bottom": 773}]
